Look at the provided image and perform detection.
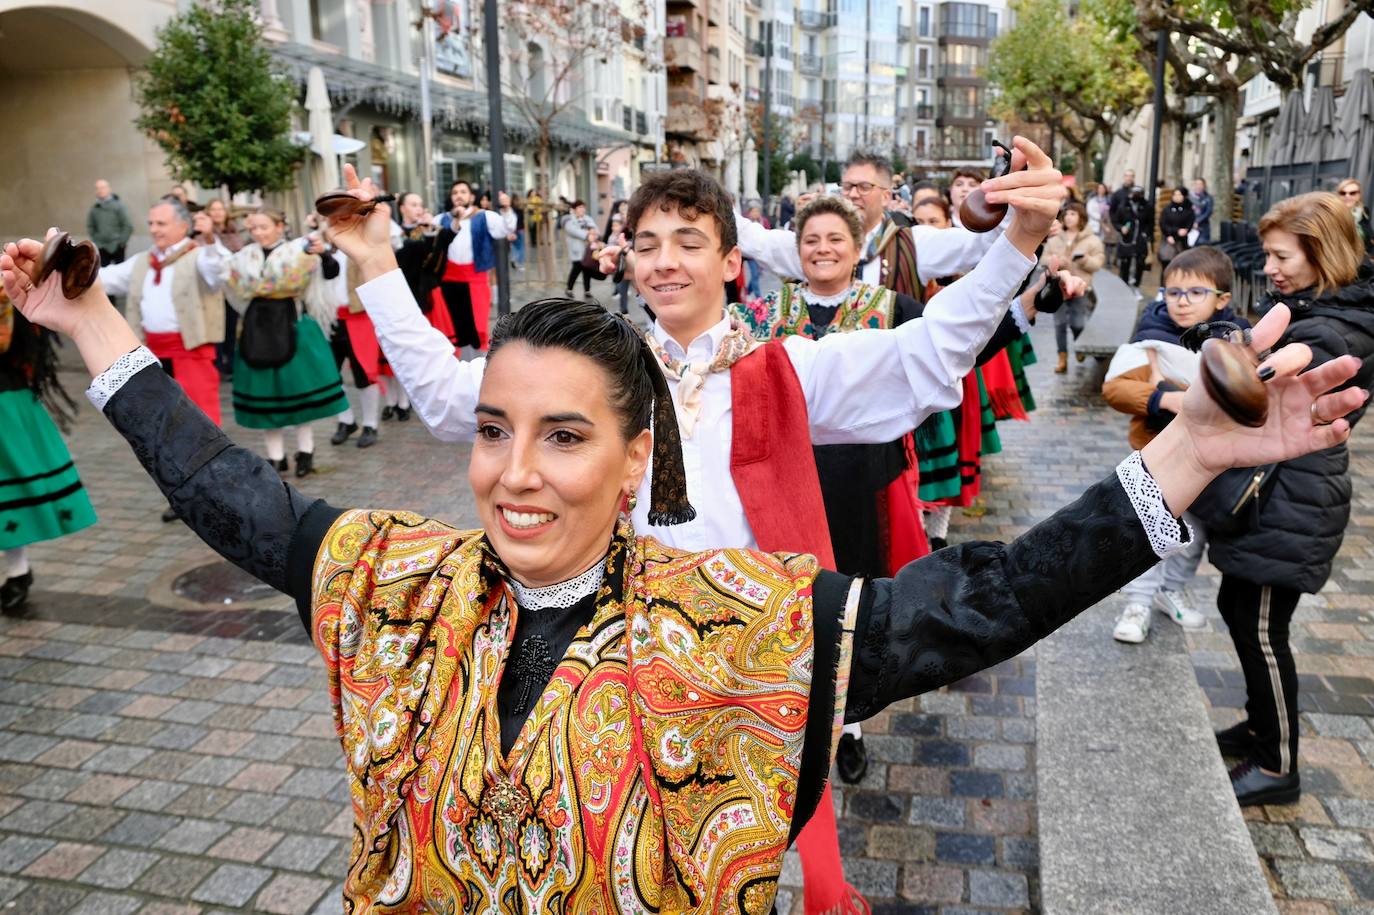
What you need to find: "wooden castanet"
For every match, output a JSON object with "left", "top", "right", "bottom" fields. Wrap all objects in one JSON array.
[
  {"left": 1199, "top": 337, "right": 1268, "bottom": 428},
  {"left": 35, "top": 231, "right": 100, "bottom": 300},
  {"left": 959, "top": 140, "right": 1013, "bottom": 233},
  {"left": 314, "top": 191, "right": 396, "bottom": 221}
]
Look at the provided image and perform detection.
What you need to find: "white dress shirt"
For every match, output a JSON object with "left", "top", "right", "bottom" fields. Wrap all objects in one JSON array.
[
  {"left": 99, "top": 239, "right": 228, "bottom": 333},
  {"left": 442, "top": 209, "right": 517, "bottom": 265},
  {"left": 735, "top": 211, "right": 1008, "bottom": 286},
  {"left": 357, "top": 234, "right": 1033, "bottom": 552}
]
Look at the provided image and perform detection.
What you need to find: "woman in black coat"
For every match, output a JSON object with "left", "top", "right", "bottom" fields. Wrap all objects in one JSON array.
[
  {"left": 1202, "top": 191, "right": 1374, "bottom": 807},
  {"left": 1158, "top": 186, "right": 1196, "bottom": 274},
  {"left": 1112, "top": 186, "right": 1154, "bottom": 288}
]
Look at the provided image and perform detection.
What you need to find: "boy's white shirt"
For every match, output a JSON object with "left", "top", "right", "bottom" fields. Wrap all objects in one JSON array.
[{"left": 1104, "top": 339, "right": 1200, "bottom": 385}]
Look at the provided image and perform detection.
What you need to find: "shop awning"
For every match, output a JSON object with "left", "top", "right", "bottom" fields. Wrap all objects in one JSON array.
[{"left": 270, "top": 42, "right": 637, "bottom": 154}]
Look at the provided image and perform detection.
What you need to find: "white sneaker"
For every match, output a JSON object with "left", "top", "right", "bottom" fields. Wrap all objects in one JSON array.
[
  {"left": 1113, "top": 602, "right": 1151, "bottom": 643},
  {"left": 1154, "top": 589, "right": 1206, "bottom": 629}
]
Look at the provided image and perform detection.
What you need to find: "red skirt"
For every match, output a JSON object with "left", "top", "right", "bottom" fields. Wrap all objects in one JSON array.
[
  {"left": 145, "top": 332, "right": 221, "bottom": 426},
  {"left": 335, "top": 307, "right": 382, "bottom": 384},
  {"left": 885, "top": 435, "right": 931, "bottom": 571},
  {"left": 442, "top": 260, "right": 492, "bottom": 350}
]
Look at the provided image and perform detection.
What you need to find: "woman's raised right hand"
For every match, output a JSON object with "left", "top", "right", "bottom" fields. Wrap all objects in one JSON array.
[{"left": 322, "top": 164, "right": 398, "bottom": 281}]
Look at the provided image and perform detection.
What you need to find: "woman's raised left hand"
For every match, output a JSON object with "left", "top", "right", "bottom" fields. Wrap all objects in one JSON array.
[
  {"left": 1, "top": 230, "right": 108, "bottom": 337},
  {"left": 1178, "top": 303, "right": 1367, "bottom": 475}
]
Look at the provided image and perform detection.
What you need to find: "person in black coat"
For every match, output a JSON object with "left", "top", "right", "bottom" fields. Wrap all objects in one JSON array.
[
  {"left": 1112, "top": 186, "right": 1153, "bottom": 289},
  {"left": 1198, "top": 191, "right": 1374, "bottom": 807},
  {"left": 1158, "top": 186, "right": 1196, "bottom": 275}
]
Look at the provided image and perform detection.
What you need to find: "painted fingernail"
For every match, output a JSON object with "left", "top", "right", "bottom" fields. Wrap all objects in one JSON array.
[{"left": 1257, "top": 365, "right": 1276, "bottom": 382}]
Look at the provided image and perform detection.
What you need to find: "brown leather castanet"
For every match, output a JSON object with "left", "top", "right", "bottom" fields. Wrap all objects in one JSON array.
[
  {"left": 1199, "top": 337, "right": 1268, "bottom": 428},
  {"left": 314, "top": 191, "right": 396, "bottom": 220},
  {"left": 35, "top": 231, "right": 100, "bottom": 300},
  {"left": 958, "top": 143, "right": 1014, "bottom": 233}
]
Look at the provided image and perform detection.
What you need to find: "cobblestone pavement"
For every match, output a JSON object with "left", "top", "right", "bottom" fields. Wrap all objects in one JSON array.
[{"left": 4, "top": 276, "right": 1372, "bottom": 913}]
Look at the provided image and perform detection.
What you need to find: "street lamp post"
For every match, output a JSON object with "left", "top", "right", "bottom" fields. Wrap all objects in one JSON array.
[
  {"left": 483, "top": 0, "right": 512, "bottom": 316},
  {"left": 417, "top": 0, "right": 437, "bottom": 205},
  {"left": 762, "top": 17, "right": 774, "bottom": 215},
  {"left": 1147, "top": 25, "right": 1168, "bottom": 208}
]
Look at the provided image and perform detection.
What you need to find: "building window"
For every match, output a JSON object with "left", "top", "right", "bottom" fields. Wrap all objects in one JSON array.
[
  {"left": 938, "top": 3, "right": 988, "bottom": 39},
  {"left": 917, "top": 47, "right": 929, "bottom": 78},
  {"left": 918, "top": 6, "right": 931, "bottom": 36},
  {"left": 916, "top": 128, "right": 928, "bottom": 152},
  {"left": 988, "top": 11, "right": 999, "bottom": 36}
]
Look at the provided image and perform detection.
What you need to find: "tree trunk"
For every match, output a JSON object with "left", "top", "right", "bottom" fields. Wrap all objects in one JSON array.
[
  {"left": 1074, "top": 140, "right": 1094, "bottom": 188},
  {"left": 1209, "top": 85, "right": 1240, "bottom": 230},
  {"left": 1167, "top": 114, "right": 1186, "bottom": 188}
]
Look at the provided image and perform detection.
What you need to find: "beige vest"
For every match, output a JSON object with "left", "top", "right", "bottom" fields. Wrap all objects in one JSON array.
[{"left": 127, "top": 248, "right": 226, "bottom": 350}]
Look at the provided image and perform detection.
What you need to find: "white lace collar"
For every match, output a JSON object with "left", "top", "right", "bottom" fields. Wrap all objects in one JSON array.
[
  {"left": 797, "top": 284, "right": 855, "bottom": 309},
  {"left": 508, "top": 558, "right": 606, "bottom": 610}
]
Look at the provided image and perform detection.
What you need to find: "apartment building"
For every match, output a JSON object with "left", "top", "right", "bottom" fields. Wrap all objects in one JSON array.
[{"left": 665, "top": 0, "right": 749, "bottom": 172}]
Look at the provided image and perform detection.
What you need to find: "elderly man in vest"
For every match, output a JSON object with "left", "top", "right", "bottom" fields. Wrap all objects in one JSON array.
[{"left": 99, "top": 197, "right": 228, "bottom": 430}]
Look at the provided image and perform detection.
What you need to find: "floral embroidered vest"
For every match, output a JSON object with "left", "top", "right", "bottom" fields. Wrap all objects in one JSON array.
[
  {"left": 736, "top": 281, "right": 898, "bottom": 341},
  {"left": 309, "top": 511, "right": 827, "bottom": 913}
]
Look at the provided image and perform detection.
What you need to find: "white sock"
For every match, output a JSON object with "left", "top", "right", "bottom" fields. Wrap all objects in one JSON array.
[
  {"left": 382, "top": 379, "right": 399, "bottom": 408},
  {"left": 925, "top": 506, "right": 952, "bottom": 539},
  {"left": 5, "top": 547, "right": 29, "bottom": 579},
  {"left": 396, "top": 387, "right": 410, "bottom": 410},
  {"left": 359, "top": 385, "right": 381, "bottom": 428},
  {"left": 842, "top": 722, "right": 862, "bottom": 739},
  {"left": 296, "top": 424, "right": 315, "bottom": 455},
  {"left": 337, "top": 404, "right": 356, "bottom": 425},
  {"left": 264, "top": 429, "right": 285, "bottom": 461}
]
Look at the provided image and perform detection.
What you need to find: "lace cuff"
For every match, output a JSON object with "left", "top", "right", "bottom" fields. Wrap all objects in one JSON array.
[
  {"left": 1010, "top": 299, "right": 1032, "bottom": 335},
  {"left": 86, "top": 346, "right": 160, "bottom": 412},
  {"left": 1116, "top": 451, "right": 1194, "bottom": 558}
]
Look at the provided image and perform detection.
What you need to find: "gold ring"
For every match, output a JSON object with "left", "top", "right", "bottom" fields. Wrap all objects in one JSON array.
[{"left": 1312, "top": 402, "right": 1333, "bottom": 426}]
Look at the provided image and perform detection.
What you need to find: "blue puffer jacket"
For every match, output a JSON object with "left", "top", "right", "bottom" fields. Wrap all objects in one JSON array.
[{"left": 1208, "top": 263, "right": 1374, "bottom": 592}]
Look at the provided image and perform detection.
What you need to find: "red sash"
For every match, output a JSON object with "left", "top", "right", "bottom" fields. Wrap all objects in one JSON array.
[
  {"left": 145, "top": 331, "right": 221, "bottom": 426},
  {"left": 442, "top": 261, "right": 492, "bottom": 350},
  {"left": 982, "top": 349, "right": 1028, "bottom": 421},
  {"left": 335, "top": 307, "right": 382, "bottom": 384},
  {"left": 729, "top": 342, "right": 867, "bottom": 915}
]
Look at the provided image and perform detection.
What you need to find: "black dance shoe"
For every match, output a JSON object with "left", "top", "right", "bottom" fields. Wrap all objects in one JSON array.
[
  {"left": 929, "top": 537, "right": 948, "bottom": 552},
  {"left": 1230, "top": 759, "right": 1300, "bottom": 807},
  {"left": 160, "top": 506, "right": 180, "bottom": 524},
  {"left": 395, "top": 406, "right": 411, "bottom": 422},
  {"left": 1215, "top": 720, "right": 1256, "bottom": 758},
  {"left": 273, "top": 457, "right": 289, "bottom": 473},
  {"left": 381, "top": 406, "right": 395, "bottom": 421},
  {"left": 331, "top": 422, "right": 358, "bottom": 445},
  {"left": 294, "top": 452, "right": 314, "bottom": 478},
  {"left": 1, "top": 572, "right": 33, "bottom": 611},
  {"left": 356, "top": 427, "right": 378, "bottom": 449},
  {"left": 836, "top": 733, "right": 869, "bottom": 785}
]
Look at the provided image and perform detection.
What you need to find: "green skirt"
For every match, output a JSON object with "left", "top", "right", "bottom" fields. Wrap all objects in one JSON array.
[
  {"left": 978, "top": 369, "right": 1002, "bottom": 456},
  {"left": 915, "top": 410, "right": 961, "bottom": 501},
  {"left": 1008, "top": 332, "right": 1037, "bottom": 414},
  {"left": 0, "top": 389, "right": 97, "bottom": 550},
  {"left": 233, "top": 316, "right": 348, "bottom": 429}
]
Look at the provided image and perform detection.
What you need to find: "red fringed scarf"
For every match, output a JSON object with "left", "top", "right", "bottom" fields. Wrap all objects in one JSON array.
[
  {"left": 730, "top": 343, "right": 869, "bottom": 915},
  {"left": 982, "top": 349, "right": 1028, "bottom": 421},
  {"left": 947, "top": 371, "right": 983, "bottom": 507}
]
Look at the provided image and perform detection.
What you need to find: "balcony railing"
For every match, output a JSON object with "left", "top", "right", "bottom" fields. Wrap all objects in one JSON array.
[
  {"left": 665, "top": 35, "right": 703, "bottom": 71},
  {"left": 901, "top": 103, "right": 935, "bottom": 119},
  {"left": 898, "top": 24, "right": 912, "bottom": 41},
  {"left": 623, "top": 106, "right": 633, "bottom": 131},
  {"left": 798, "top": 52, "right": 822, "bottom": 74},
  {"left": 939, "top": 63, "right": 984, "bottom": 80},
  {"left": 750, "top": 39, "right": 767, "bottom": 56},
  {"left": 667, "top": 87, "right": 702, "bottom": 107},
  {"left": 799, "top": 9, "right": 828, "bottom": 28},
  {"left": 1312, "top": 53, "right": 1344, "bottom": 91},
  {"left": 666, "top": 102, "right": 708, "bottom": 139}
]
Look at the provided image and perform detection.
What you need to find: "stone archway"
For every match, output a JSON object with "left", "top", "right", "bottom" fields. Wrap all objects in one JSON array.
[{"left": 0, "top": 2, "right": 176, "bottom": 246}]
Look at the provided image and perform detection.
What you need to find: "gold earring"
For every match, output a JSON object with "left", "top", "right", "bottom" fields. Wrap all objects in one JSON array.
[{"left": 627, "top": 492, "right": 638, "bottom": 512}]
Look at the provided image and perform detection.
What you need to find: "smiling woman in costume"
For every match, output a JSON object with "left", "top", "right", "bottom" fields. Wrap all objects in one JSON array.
[{"left": 4, "top": 207, "right": 1365, "bottom": 911}]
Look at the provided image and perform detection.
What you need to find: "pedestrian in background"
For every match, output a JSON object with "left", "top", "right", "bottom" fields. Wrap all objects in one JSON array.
[
  {"left": 86, "top": 179, "right": 132, "bottom": 266},
  {"left": 1043, "top": 201, "right": 1105, "bottom": 373},
  {"left": 1190, "top": 177, "right": 1214, "bottom": 244},
  {"left": 561, "top": 200, "right": 596, "bottom": 299},
  {"left": 1113, "top": 185, "right": 1152, "bottom": 295},
  {"left": 1158, "top": 186, "right": 1196, "bottom": 277},
  {"left": 205, "top": 199, "right": 245, "bottom": 377},
  {"left": 509, "top": 194, "right": 526, "bottom": 271},
  {"left": 1335, "top": 178, "right": 1374, "bottom": 255},
  {"left": 1199, "top": 191, "right": 1374, "bottom": 807}
]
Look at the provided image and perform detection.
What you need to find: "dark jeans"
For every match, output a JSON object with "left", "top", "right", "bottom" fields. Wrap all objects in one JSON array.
[
  {"left": 1119, "top": 250, "right": 1146, "bottom": 286},
  {"left": 98, "top": 246, "right": 126, "bottom": 267},
  {"left": 1053, "top": 294, "right": 1092, "bottom": 354},
  {"left": 216, "top": 303, "right": 238, "bottom": 375},
  {"left": 1217, "top": 575, "right": 1302, "bottom": 775},
  {"left": 566, "top": 261, "right": 595, "bottom": 295}
]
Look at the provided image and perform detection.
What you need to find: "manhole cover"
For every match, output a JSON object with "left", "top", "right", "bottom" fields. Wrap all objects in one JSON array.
[{"left": 171, "top": 561, "right": 279, "bottom": 606}]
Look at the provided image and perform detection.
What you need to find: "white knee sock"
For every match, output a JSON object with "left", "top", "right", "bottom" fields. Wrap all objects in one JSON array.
[
  {"left": 396, "top": 387, "right": 410, "bottom": 410},
  {"left": 382, "top": 379, "right": 398, "bottom": 408},
  {"left": 264, "top": 429, "right": 285, "bottom": 461},
  {"left": 5, "top": 547, "right": 29, "bottom": 579},
  {"left": 296, "top": 424, "right": 315, "bottom": 455},
  {"left": 925, "top": 505, "right": 953, "bottom": 539},
  {"left": 337, "top": 400, "right": 356, "bottom": 425},
  {"left": 842, "top": 722, "right": 863, "bottom": 739},
  {"left": 359, "top": 385, "right": 381, "bottom": 428}
]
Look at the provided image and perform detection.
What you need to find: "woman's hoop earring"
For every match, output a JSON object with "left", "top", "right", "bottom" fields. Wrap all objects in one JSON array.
[{"left": 627, "top": 492, "right": 638, "bottom": 512}]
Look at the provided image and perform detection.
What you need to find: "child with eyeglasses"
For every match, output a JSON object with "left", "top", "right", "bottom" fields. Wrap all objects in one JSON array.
[{"left": 1101, "top": 246, "right": 1249, "bottom": 643}]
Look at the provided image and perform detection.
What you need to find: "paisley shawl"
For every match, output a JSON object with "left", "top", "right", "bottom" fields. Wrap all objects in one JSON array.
[{"left": 309, "top": 511, "right": 824, "bottom": 913}]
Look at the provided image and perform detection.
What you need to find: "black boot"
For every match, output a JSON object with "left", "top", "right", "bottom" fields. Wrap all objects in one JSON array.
[
  {"left": 356, "top": 427, "right": 379, "bottom": 449},
  {"left": 929, "top": 536, "right": 948, "bottom": 551},
  {"left": 331, "top": 422, "right": 358, "bottom": 445},
  {"left": 1, "top": 571, "right": 33, "bottom": 612},
  {"left": 160, "top": 506, "right": 180, "bottom": 524},
  {"left": 836, "top": 732, "right": 869, "bottom": 784},
  {"left": 1230, "top": 758, "right": 1300, "bottom": 807},
  {"left": 273, "top": 457, "right": 289, "bottom": 473},
  {"left": 381, "top": 405, "right": 395, "bottom": 421},
  {"left": 1215, "top": 720, "right": 1256, "bottom": 758},
  {"left": 295, "top": 451, "right": 314, "bottom": 478},
  {"left": 395, "top": 406, "right": 411, "bottom": 422}
]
